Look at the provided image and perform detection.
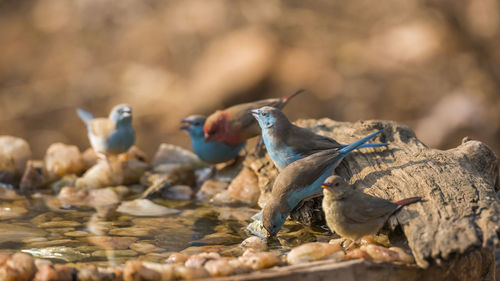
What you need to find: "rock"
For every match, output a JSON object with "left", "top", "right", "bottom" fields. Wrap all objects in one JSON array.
[
  {"left": 44, "top": 143, "right": 85, "bottom": 178},
  {"left": 130, "top": 242, "right": 163, "bottom": 254},
  {"left": 165, "top": 252, "right": 188, "bottom": 264},
  {"left": 152, "top": 144, "right": 207, "bottom": 169},
  {"left": 239, "top": 249, "right": 281, "bottom": 270},
  {"left": 108, "top": 227, "right": 159, "bottom": 237},
  {"left": 26, "top": 239, "right": 83, "bottom": 248},
  {"left": 0, "top": 136, "right": 31, "bottom": 183},
  {"left": 64, "top": 231, "right": 89, "bottom": 237},
  {"left": 141, "top": 262, "right": 175, "bottom": 281},
  {"left": 116, "top": 199, "right": 180, "bottom": 217},
  {"left": 359, "top": 244, "right": 410, "bottom": 263},
  {"left": 142, "top": 165, "right": 195, "bottom": 188},
  {"left": 240, "top": 236, "right": 268, "bottom": 251},
  {"left": 38, "top": 221, "right": 82, "bottom": 228},
  {"left": 204, "top": 257, "right": 243, "bottom": 277},
  {"left": 389, "top": 247, "right": 415, "bottom": 264},
  {"left": 77, "top": 264, "right": 121, "bottom": 281},
  {"left": 123, "top": 260, "right": 161, "bottom": 281},
  {"left": 0, "top": 185, "right": 24, "bottom": 200},
  {"left": 85, "top": 236, "right": 138, "bottom": 250},
  {"left": 49, "top": 175, "right": 77, "bottom": 194},
  {"left": 287, "top": 242, "right": 344, "bottom": 265},
  {"left": 344, "top": 248, "right": 372, "bottom": 260},
  {"left": 228, "top": 167, "right": 260, "bottom": 205},
  {"left": 185, "top": 252, "right": 220, "bottom": 268},
  {"left": 75, "top": 159, "right": 123, "bottom": 189},
  {"left": 33, "top": 264, "right": 75, "bottom": 281},
  {"left": 22, "top": 247, "right": 90, "bottom": 263},
  {"left": 164, "top": 185, "right": 193, "bottom": 200},
  {"left": 81, "top": 148, "right": 98, "bottom": 170},
  {"left": 0, "top": 201, "right": 28, "bottom": 219},
  {"left": 0, "top": 223, "right": 47, "bottom": 244},
  {"left": 0, "top": 253, "right": 37, "bottom": 281},
  {"left": 19, "top": 160, "right": 46, "bottom": 193},
  {"left": 189, "top": 233, "right": 242, "bottom": 246},
  {"left": 196, "top": 180, "right": 228, "bottom": 201},
  {"left": 92, "top": 249, "right": 138, "bottom": 258},
  {"left": 173, "top": 265, "right": 209, "bottom": 280},
  {"left": 210, "top": 190, "right": 238, "bottom": 205},
  {"left": 122, "top": 159, "right": 149, "bottom": 185},
  {"left": 57, "top": 186, "right": 88, "bottom": 206}
]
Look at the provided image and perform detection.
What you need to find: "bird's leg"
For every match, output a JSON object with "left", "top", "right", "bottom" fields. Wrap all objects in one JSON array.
[{"left": 345, "top": 240, "right": 358, "bottom": 251}]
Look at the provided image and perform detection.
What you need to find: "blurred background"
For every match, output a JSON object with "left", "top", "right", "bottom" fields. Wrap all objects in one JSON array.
[{"left": 0, "top": 0, "right": 499, "bottom": 158}]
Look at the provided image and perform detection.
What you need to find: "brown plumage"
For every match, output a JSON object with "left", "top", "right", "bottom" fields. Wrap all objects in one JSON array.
[{"left": 321, "top": 175, "right": 420, "bottom": 243}]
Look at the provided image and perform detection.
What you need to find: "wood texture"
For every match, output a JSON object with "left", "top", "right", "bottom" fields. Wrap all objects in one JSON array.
[{"left": 244, "top": 119, "right": 500, "bottom": 269}]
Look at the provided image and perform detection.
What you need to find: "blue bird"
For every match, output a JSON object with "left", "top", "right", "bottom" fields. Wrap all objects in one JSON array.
[
  {"left": 251, "top": 106, "right": 387, "bottom": 169},
  {"left": 261, "top": 130, "right": 384, "bottom": 236},
  {"left": 180, "top": 115, "right": 246, "bottom": 164},
  {"left": 77, "top": 104, "right": 135, "bottom": 160}
]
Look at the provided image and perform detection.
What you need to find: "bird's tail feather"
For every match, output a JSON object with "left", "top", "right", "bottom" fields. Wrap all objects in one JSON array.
[
  {"left": 337, "top": 130, "right": 383, "bottom": 156},
  {"left": 281, "top": 89, "right": 305, "bottom": 104},
  {"left": 76, "top": 108, "right": 95, "bottom": 125},
  {"left": 394, "top": 197, "right": 421, "bottom": 207},
  {"left": 343, "top": 143, "right": 388, "bottom": 149}
]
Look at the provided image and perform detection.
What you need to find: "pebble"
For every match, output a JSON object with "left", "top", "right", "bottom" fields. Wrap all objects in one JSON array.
[
  {"left": 240, "top": 236, "right": 268, "bottom": 251},
  {"left": 152, "top": 143, "right": 207, "bottom": 169},
  {"left": 92, "top": 250, "right": 138, "bottom": 258},
  {"left": 228, "top": 167, "right": 260, "bottom": 205},
  {"left": 117, "top": 199, "right": 180, "bottom": 217},
  {"left": 174, "top": 265, "right": 209, "bottom": 280},
  {"left": 344, "top": 248, "right": 372, "bottom": 260},
  {"left": 210, "top": 190, "right": 238, "bottom": 205},
  {"left": 165, "top": 252, "right": 188, "bottom": 264},
  {"left": 166, "top": 185, "right": 193, "bottom": 200},
  {"left": 108, "top": 227, "right": 159, "bottom": 237},
  {"left": 33, "top": 264, "right": 75, "bottom": 281},
  {"left": 0, "top": 223, "right": 47, "bottom": 244},
  {"left": 204, "top": 257, "right": 242, "bottom": 277},
  {"left": 130, "top": 242, "right": 163, "bottom": 254},
  {"left": 389, "top": 247, "right": 415, "bottom": 264},
  {"left": 239, "top": 249, "right": 281, "bottom": 270},
  {"left": 64, "top": 231, "right": 89, "bottom": 237},
  {"left": 142, "top": 262, "right": 175, "bottom": 281},
  {"left": 196, "top": 180, "right": 228, "bottom": 201},
  {"left": 124, "top": 260, "right": 161, "bottom": 281},
  {"left": 26, "top": 239, "right": 82, "bottom": 248},
  {"left": 185, "top": 252, "right": 221, "bottom": 268},
  {"left": 0, "top": 202, "right": 28, "bottom": 219},
  {"left": 19, "top": 160, "right": 46, "bottom": 192},
  {"left": 360, "top": 244, "right": 400, "bottom": 263},
  {"left": 287, "top": 242, "right": 344, "bottom": 265},
  {"left": 0, "top": 136, "right": 32, "bottom": 182},
  {"left": 44, "top": 143, "right": 85, "bottom": 178},
  {"left": 22, "top": 247, "right": 90, "bottom": 263},
  {"left": 190, "top": 233, "right": 242, "bottom": 246},
  {"left": 85, "top": 236, "right": 138, "bottom": 250},
  {"left": 77, "top": 264, "right": 121, "bottom": 281},
  {"left": 0, "top": 253, "right": 37, "bottom": 281},
  {"left": 38, "top": 221, "right": 82, "bottom": 228}
]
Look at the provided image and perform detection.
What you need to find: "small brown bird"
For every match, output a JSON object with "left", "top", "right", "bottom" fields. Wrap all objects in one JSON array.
[{"left": 321, "top": 175, "right": 420, "bottom": 249}]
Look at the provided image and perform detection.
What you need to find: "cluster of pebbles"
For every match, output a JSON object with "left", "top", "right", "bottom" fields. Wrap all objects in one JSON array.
[{"left": 0, "top": 135, "right": 416, "bottom": 280}]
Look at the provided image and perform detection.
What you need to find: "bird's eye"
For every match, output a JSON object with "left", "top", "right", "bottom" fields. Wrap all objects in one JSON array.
[
  {"left": 334, "top": 182, "right": 340, "bottom": 187},
  {"left": 194, "top": 122, "right": 199, "bottom": 126},
  {"left": 261, "top": 112, "right": 268, "bottom": 117}
]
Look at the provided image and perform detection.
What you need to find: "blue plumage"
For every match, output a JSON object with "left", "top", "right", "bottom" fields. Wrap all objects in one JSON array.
[
  {"left": 181, "top": 115, "right": 246, "bottom": 164},
  {"left": 251, "top": 106, "right": 387, "bottom": 169}
]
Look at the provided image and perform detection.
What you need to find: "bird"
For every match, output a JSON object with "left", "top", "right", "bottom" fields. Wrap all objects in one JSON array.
[
  {"left": 321, "top": 175, "right": 421, "bottom": 249},
  {"left": 251, "top": 106, "right": 387, "bottom": 169},
  {"left": 180, "top": 115, "right": 246, "bottom": 164},
  {"left": 262, "top": 129, "right": 384, "bottom": 237},
  {"left": 77, "top": 104, "right": 135, "bottom": 161},
  {"left": 203, "top": 89, "right": 305, "bottom": 145}
]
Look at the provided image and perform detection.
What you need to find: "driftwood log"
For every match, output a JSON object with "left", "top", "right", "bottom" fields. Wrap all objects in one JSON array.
[{"left": 243, "top": 119, "right": 500, "bottom": 280}]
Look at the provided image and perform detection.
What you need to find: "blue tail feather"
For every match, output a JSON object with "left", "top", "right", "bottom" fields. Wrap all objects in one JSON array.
[
  {"left": 342, "top": 142, "right": 387, "bottom": 149},
  {"left": 77, "top": 108, "right": 95, "bottom": 125},
  {"left": 336, "top": 130, "right": 384, "bottom": 162}
]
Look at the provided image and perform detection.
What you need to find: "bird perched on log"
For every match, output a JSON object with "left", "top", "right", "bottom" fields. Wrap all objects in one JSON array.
[
  {"left": 203, "top": 89, "right": 304, "bottom": 145},
  {"left": 321, "top": 175, "right": 421, "bottom": 249},
  {"left": 251, "top": 106, "right": 387, "bottom": 169},
  {"left": 262, "top": 130, "right": 384, "bottom": 237},
  {"left": 77, "top": 104, "right": 135, "bottom": 161},
  {"left": 181, "top": 115, "right": 246, "bottom": 164}
]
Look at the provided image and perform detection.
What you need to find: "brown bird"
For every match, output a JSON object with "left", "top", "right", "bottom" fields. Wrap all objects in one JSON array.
[
  {"left": 321, "top": 175, "right": 420, "bottom": 249},
  {"left": 203, "top": 89, "right": 304, "bottom": 145}
]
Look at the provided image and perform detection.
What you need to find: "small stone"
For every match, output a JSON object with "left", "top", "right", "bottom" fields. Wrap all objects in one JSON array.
[
  {"left": 210, "top": 190, "right": 238, "bottom": 205},
  {"left": 64, "top": 231, "right": 89, "bottom": 237},
  {"left": 141, "top": 262, "right": 175, "bottom": 281},
  {"left": 166, "top": 185, "right": 193, "bottom": 200},
  {"left": 204, "top": 257, "right": 242, "bottom": 277},
  {"left": 44, "top": 143, "right": 85, "bottom": 178},
  {"left": 344, "top": 248, "right": 372, "bottom": 260},
  {"left": 38, "top": 221, "right": 82, "bottom": 228},
  {"left": 389, "top": 247, "right": 415, "bottom": 264},
  {"left": 287, "top": 242, "right": 343, "bottom": 265},
  {"left": 123, "top": 260, "right": 161, "bottom": 281},
  {"left": 152, "top": 144, "right": 207, "bottom": 169},
  {"left": 75, "top": 159, "right": 123, "bottom": 189},
  {"left": 174, "top": 265, "right": 209, "bottom": 280},
  {"left": 360, "top": 244, "right": 400, "bottom": 263},
  {"left": 33, "top": 264, "right": 75, "bottom": 281},
  {"left": 77, "top": 264, "right": 120, "bottom": 281},
  {"left": 108, "top": 227, "right": 158, "bottom": 237},
  {"left": 0, "top": 136, "right": 31, "bottom": 183},
  {"left": 180, "top": 245, "right": 226, "bottom": 256},
  {"left": 85, "top": 236, "right": 138, "bottom": 250},
  {"left": 81, "top": 148, "right": 98, "bottom": 170},
  {"left": 45, "top": 228, "right": 76, "bottom": 234},
  {"left": 22, "top": 247, "right": 90, "bottom": 263},
  {"left": 130, "top": 242, "right": 163, "bottom": 254},
  {"left": 1, "top": 253, "right": 37, "bottom": 281},
  {"left": 240, "top": 236, "right": 267, "bottom": 251},
  {"left": 0, "top": 223, "right": 47, "bottom": 244},
  {"left": 26, "top": 239, "right": 82, "bottom": 248},
  {"left": 19, "top": 160, "right": 46, "bottom": 193},
  {"left": 92, "top": 250, "right": 138, "bottom": 258},
  {"left": 196, "top": 180, "right": 228, "bottom": 201},
  {"left": 239, "top": 249, "right": 281, "bottom": 270},
  {"left": 190, "top": 233, "right": 241, "bottom": 246},
  {"left": 117, "top": 199, "right": 180, "bottom": 217},
  {"left": 0, "top": 202, "right": 28, "bottom": 219},
  {"left": 228, "top": 167, "right": 260, "bottom": 205},
  {"left": 185, "top": 252, "right": 220, "bottom": 268},
  {"left": 165, "top": 252, "right": 188, "bottom": 264}
]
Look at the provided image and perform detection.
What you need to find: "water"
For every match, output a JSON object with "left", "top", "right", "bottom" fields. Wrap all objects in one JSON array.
[{"left": 0, "top": 190, "right": 331, "bottom": 267}]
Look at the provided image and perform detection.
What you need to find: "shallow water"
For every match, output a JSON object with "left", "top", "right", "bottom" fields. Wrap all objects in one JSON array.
[{"left": 0, "top": 189, "right": 332, "bottom": 267}]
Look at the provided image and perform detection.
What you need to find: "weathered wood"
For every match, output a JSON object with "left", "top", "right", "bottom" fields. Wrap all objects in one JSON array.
[{"left": 244, "top": 119, "right": 500, "bottom": 269}]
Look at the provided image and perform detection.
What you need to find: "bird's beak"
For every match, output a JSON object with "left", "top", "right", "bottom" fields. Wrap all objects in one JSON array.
[
  {"left": 250, "top": 109, "right": 259, "bottom": 118},
  {"left": 321, "top": 184, "right": 330, "bottom": 190},
  {"left": 204, "top": 132, "right": 212, "bottom": 141},
  {"left": 122, "top": 108, "right": 132, "bottom": 118},
  {"left": 180, "top": 119, "right": 191, "bottom": 130}
]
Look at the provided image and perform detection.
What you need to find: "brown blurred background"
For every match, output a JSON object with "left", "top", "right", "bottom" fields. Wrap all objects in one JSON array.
[{"left": 0, "top": 0, "right": 499, "bottom": 158}]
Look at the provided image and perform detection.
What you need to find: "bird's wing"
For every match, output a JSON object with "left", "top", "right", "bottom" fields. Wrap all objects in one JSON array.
[
  {"left": 226, "top": 98, "right": 282, "bottom": 139},
  {"left": 342, "top": 192, "right": 398, "bottom": 223},
  {"left": 76, "top": 108, "right": 95, "bottom": 125},
  {"left": 89, "top": 118, "right": 116, "bottom": 137},
  {"left": 273, "top": 148, "right": 339, "bottom": 196},
  {"left": 287, "top": 125, "right": 342, "bottom": 156}
]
